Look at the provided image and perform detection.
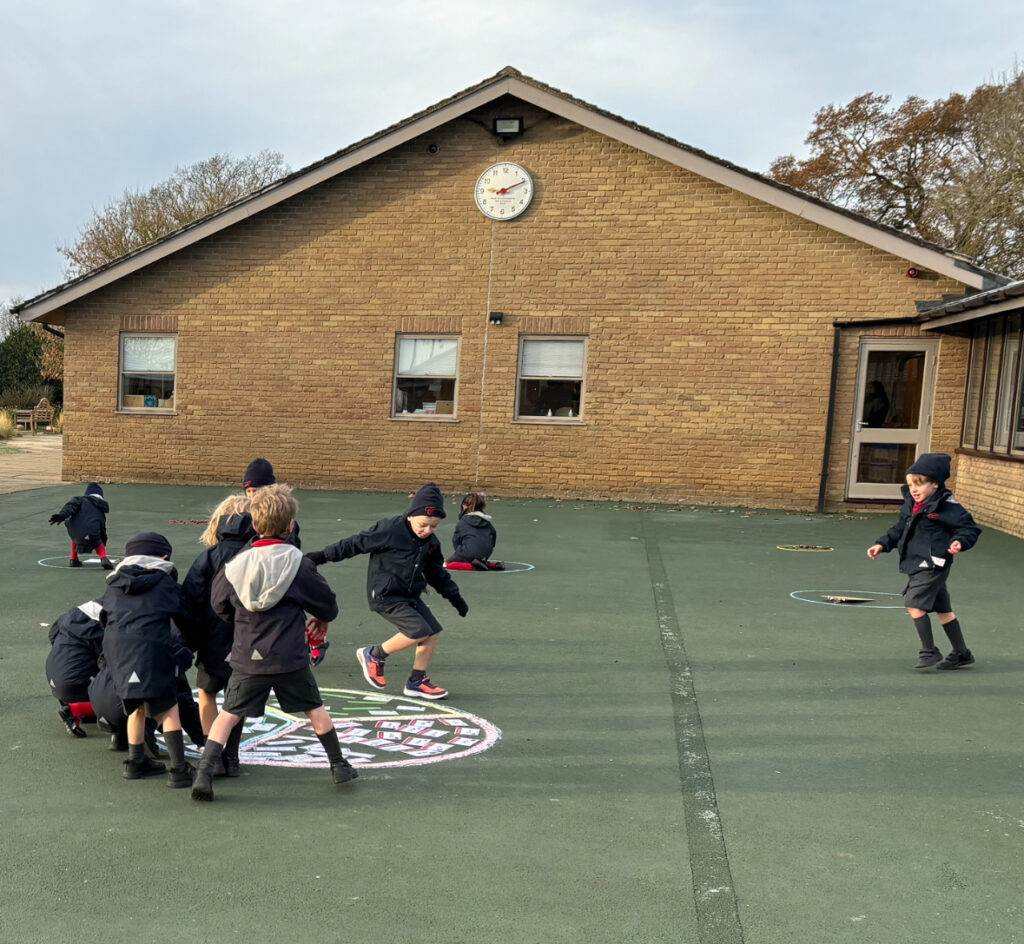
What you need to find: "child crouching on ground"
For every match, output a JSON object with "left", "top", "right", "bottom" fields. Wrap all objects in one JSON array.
[
  {"left": 48, "top": 483, "right": 113, "bottom": 569},
  {"left": 446, "top": 491, "right": 503, "bottom": 570},
  {"left": 191, "top": 484, "right": 354, "bottom": 802},
  {"left": 99, "top": 531, "right": 195, "bottom": 787},
  {"left": 867, "top": 453, "right": 981, "bottom": 669}
]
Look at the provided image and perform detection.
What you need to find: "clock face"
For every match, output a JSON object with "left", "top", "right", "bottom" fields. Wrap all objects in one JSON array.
[{"left": 474, "top": 163, "right": 534, "bottom": 220}]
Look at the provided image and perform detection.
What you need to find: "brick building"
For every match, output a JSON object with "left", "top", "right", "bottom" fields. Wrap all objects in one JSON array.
[{"left": 17, "top": 68, "right": 1023, "bottom": 532}]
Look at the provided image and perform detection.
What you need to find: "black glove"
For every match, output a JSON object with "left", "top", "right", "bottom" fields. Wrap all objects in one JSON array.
[
  {"left": 450, "top": 594, "right": 469, "bottom": 618},
  {"left": 304, "top": 550, "right": 327, "bottom": 567},
  {"left": 48, "top": 514, "right": 64, "bottom": 525}
]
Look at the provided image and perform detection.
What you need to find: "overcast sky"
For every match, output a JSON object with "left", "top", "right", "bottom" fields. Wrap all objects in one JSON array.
[{"left": 2, "top": 0, "right": 1020, "bottom": 304}]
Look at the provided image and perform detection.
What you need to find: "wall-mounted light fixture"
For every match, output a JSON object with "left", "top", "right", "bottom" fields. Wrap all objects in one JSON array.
[
  {"left": 493, "top": 117, "right": 524, "bottom": 138},
  {"left": 489, "top": 311, "right": 504, "bottom": 325}
]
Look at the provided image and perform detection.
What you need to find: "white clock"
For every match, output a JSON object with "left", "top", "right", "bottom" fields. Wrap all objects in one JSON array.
[{"left": 474, "top": 162, "right": 534, "bottom": 220}]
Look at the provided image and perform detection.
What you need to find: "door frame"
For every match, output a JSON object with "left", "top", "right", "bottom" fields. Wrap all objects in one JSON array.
[{"left": 846, "top": 337, "right": 939, "bottom": 500}]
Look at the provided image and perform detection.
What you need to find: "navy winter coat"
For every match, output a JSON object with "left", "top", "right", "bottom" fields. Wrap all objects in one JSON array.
[
  {"left": 100, "top": 558, "right": 186, "bottom": 700},
  {"left": 322, "top": 515, "right": 459, "bottom": 612},
  {"left": 875, "top": 486, "right": 981, "bottom": 576},
  {"left": 212, "top": 539, "right": 337, "bottom": 675},
  {"left": 55, "top": 494, "right": 109, "bottom": 551},
  {"left": 450, "top": 511, "right": 497, "bottom": 563},
  {"left": 45, "top": 601, "right": 104, "bottom": 702},
  {"left": 180, "top": 512, "right": 256, "bottom": 676}
]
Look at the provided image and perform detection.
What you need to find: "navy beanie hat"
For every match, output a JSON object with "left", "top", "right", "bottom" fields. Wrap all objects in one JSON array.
[
  {"left": 405, "top": 483, "right": 446, "bottom": 519},
  {"left": 85, "top": 482, "right": 103, "bottom": 497},
  {"left": 907, "top": 453, "right": 951, "bottom": 487},
  {"left": 243, "top": 458, "right": 276, "bottom": 489},
  {"left": 125, "top": 531, "right": 173, "bottom": 559}
]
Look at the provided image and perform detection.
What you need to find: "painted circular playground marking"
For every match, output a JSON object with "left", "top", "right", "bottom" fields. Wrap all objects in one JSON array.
[
  {"left": 37, "top": 556, "right": 120, "bottom": 570},
  {"left": 790, "top": 589, "right": 904, "bottom": 609},
  {"left": 175, "top": 687, "right": 501, "bottom": 769},
  {"left": 444, "top": 560, "right": 535, "bottom": 573},
  {"left": 777, "top": 544, "right": 834, "bottom": 552}
]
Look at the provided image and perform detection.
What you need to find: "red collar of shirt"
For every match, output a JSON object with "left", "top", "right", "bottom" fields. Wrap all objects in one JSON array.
[{"left": 252, "top": 538, "right": 287, "bottom": 547}]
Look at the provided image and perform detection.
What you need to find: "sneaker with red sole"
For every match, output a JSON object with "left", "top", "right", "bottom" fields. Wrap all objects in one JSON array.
[
  {"left": 356, "top": 647, "right": 387, "bottom": 689},
  {"left": 403, "top": 676, "right": 448, "bottom": 700}
]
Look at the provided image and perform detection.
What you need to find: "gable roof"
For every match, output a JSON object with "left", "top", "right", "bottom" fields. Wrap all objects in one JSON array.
[{"left": 16, "top": 66, "right": 1007, "bottom": 323}]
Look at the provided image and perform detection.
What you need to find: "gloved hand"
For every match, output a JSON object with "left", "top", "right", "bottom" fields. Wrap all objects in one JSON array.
[
  {"left": 450, "top": 594, "right": 469, "bottom": 618},
  {"left": 304, "top": 550, "right": 327, "bottom": 566},
  {"left": 48, "top": 514, "right": 64, "bottom": 525}
]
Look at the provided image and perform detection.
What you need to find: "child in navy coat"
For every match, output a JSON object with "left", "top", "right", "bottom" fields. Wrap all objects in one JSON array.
[
  {"left": 48, "top": 483, "right": 113, "bottom": 569},
  {"left": 446, "top": 492, "right": 503, "bottom": 570},
  {"left": 867, "top": 453, "right": 981, "bottom": 669},
  {"left": 45, "top": 599, "right": 104, "bottom": 736},
  {"left": 306, "top": 483, "right": 468, "bottom": 700},
  {"left": 100, "top": 531, "right": 195, "bottom": 787}
]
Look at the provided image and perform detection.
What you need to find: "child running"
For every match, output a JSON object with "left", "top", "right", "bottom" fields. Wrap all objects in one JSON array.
[
  {"left": 191, "top": 484, "right": 354, "bottom": 801},
  {"left": 867, "top": 453, "right": 981, "bottom": 669},
  {"left": 305, "top": 483, "right": 468, "bottom": 700}
]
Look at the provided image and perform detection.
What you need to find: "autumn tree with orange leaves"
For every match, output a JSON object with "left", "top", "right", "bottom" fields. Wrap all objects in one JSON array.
[{"left": 769, "top": 70, "right": 1024, "bottom": 278}]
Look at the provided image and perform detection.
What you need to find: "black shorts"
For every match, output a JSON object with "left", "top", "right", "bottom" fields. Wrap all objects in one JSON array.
[
  {"left": 903, "top": 569, "right": 953, "bottom": 613},
  {"left": 378, "top": 598, "right": 443, "bottom": 641},
  {"left": 220, "top": 667, "right": 323, "bottom": 718},
  {"left": 196, "top": 664, "right": 230, "bottom": 695},
  {"left": 122, "top": 691, "right": 178, "bottom": 717}
]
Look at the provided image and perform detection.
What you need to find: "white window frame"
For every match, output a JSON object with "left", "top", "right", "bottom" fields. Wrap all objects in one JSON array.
[
  {"left": 118, "top": 333, "right": 176, "bottom": 413},
  {"left": 391, "top": 335, "right": 459, "bottom": 420},
  {"left": 515, "top": 336, "right": 587, "bottom": 423}
]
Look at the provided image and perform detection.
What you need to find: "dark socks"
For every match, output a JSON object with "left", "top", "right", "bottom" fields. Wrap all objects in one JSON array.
[
  {"left": 912, "top": 615, "right": 936, "bottom": 650},
  {"left": 370, "top": 645, "right": 388, "bottom": 661},
  {"left": 163, "top": 729, "right": 187, "bottom": 769},
  {"left": 941, "top": 618, "right": 967, "bottom": 652},
  {"left": 128, "top": 742, "right": 145, "bottom": 764},
  {"left": 316, "top": 728, "right": 345, "bottom": 766},
  {"left": 409, "top": 669, "right": 427, "bottom": 684}
]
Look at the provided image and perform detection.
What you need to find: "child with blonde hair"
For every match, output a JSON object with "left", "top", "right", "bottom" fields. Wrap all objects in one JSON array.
[{"left": 180, "top": 493, "right": 255, "bottom": 775}]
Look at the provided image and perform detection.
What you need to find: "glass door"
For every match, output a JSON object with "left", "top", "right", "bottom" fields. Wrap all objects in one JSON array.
[{"left": 847, "top": 339, "right": 938, "bottom": 500}]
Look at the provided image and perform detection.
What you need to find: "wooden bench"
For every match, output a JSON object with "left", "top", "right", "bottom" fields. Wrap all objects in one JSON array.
[{"left": 14, "top": 397, "right": 55, "bottom": 433}]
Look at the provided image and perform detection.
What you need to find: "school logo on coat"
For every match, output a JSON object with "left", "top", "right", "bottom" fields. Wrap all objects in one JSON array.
[{"left": 182, "top": 687, "right": 501, "bottom": 769}]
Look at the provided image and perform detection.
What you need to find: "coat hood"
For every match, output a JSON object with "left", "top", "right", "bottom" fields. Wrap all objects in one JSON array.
[
  {"left": 217, "top": 512, "right": 257, "bottom": 544},
  {"left": 459, "top": 510, "right": 493, "bottom": 524},
  {"left": 106, "top": 556, "right": 178, "bottom": 593},
  {"left": 223, "top": 542, "right": 302, "bottom": 612}
]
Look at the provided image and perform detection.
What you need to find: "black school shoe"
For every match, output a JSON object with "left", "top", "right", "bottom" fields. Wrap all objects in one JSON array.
[
  {"left": 936, "top": 649, "right": 975, "bottom": 670},
  {"left": 58, "top": 704, "right": 87, "bottom": 737},
  {"left": 915, "top": 648, "right": 942, "bottom": 668},
  {"left": 123, "top": 756, "right": 167, "bottom": 779},
  {"left": 331, "top": 760, "right": 359, "bottom": 785},
  {"left": 167, "top": 762, "right": 196, "bottom": 789}
]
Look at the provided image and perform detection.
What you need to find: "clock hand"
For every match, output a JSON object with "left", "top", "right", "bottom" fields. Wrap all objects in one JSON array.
[{"left": 488, "top": 179, "right": 528, "bottom": 195}]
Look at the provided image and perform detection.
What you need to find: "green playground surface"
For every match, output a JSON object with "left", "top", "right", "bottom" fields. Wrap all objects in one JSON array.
[{"left": 1, "top": 483, "right": 1022, "bottom": 944}]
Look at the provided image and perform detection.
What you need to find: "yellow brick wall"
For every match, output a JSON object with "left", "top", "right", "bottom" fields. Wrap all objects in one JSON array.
[
  {"left": 953, "top": 454, "right": 1024, "bottom": 539},
  {"left": 58, "top": 103, "right": 970, "bottom": 508}
]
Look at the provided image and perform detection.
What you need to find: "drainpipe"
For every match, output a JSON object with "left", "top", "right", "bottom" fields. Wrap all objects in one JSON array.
[{"left": 817, "top": 324, "right": 842, "bottom": 514}]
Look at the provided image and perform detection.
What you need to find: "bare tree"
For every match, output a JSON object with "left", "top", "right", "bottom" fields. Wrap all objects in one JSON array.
[{"left": 58, "top": 150, "right": 290, "bottom": 279}]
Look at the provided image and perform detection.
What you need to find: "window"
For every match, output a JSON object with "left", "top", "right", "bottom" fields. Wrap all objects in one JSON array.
[
  {"left": 119, "top": 334, "right": 175, "bottom": 411},
  {"left": 392, "top": 336, "right": 458, "bottom": 418},
  {"left": 516, "top": 337, "right": 585, "bottom": 420},
  {"left": 962, "top": 312, "right": 1024, "bottom": 456}
]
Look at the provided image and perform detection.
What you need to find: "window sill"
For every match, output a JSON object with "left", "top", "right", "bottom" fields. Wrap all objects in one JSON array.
[
  {"left": 390, "top": 414, "right": 459, "bottom": 422},
  {"left": 956, "top": 446, "right": 1024, "bottom": 464},
  {"left": 117, "top": 408, "right": 177, "bottom": 416},
  {"left": 514, "top": 417, "right": 585, "bottom": 425}
]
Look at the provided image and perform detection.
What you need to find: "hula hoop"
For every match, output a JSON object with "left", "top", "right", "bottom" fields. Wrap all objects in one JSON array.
[
  {"left": 790, "top": 589, "right": 904, "bottom": 609},
  {"left": 37, "top": 556, "right": 120, "bottom": 570},
  {"left": 444, "top": 561, "right": 535, "bottom": 574}
]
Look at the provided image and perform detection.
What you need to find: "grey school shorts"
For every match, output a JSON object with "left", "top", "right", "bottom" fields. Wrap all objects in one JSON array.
[
  {"left": 221, "top": 667, "right": 323, "bottom": 718},
  {"left": 122, "top": 690, "right": 177, "bottom": 717},
  {"left": 902, "top": 568, "right": 953, "bottom": 613},
  {"left": 378, "top": 598, "right": 443, "bottom": 641}
]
